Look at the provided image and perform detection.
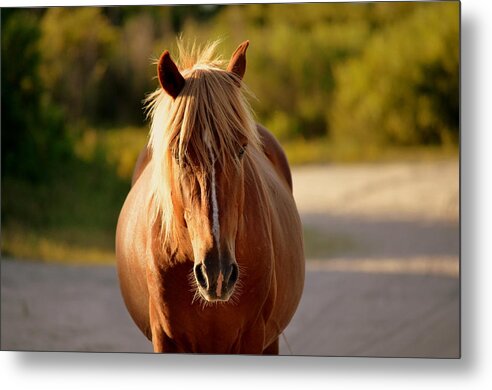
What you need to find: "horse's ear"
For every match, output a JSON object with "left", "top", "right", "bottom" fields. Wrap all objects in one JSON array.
[
  {"left": 157, "top": 50, "right": 185, "bottom": 99},
  {"left": 227, "top": 40, "right": 249, "bottom": 81}
]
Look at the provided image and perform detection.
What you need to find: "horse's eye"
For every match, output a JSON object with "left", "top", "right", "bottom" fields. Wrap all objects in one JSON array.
[{"left": 238, "top": 145, "right": 246, "bottom": 158}]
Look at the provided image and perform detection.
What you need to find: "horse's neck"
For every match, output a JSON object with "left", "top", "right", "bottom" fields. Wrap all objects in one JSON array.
[
  {"left": 242, "top": 147, "right": 296, "bottom": 237},
  {"left": 242, "top": 150, "right": 278, "bottom": 229},
  {"left": 245, "top": 148, "right": 286, "bottom": 206}
]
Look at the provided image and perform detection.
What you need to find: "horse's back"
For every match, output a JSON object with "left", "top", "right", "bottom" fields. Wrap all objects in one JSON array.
[{"left": 256, "top": 124, "right": 293, "bottom": 192}]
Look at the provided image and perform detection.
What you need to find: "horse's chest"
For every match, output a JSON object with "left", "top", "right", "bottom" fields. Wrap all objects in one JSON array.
[
  {"left": 163, "top": 300, "right": 246, "bottom": 353},
  {"left": 155, "top": 265, "right": 242, "bottom": 351}
]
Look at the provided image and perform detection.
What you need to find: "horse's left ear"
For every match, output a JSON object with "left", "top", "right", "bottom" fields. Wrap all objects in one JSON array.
[
  {"left": 158, "top": 50, "right": 185, "bottom": 99},
  {"left": 227, "top": 40, "right": 249, "bottom": 81}
]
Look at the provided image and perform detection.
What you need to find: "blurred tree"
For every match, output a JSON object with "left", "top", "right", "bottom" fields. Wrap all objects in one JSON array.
[
  {"left": 98, "top": 12, "right": 156, "bottom": 125},
  {"left": 39, "top": 8, "right": 118, "bottom": 125},
  {"left": 4, "top": 3, "right": 459, "bottom": 151},
  {"left": 329, "top": 2, "right": 459, "bottom": 147},
  {"left": 168, "top": 4, "right": 222, "bottom": 32},
  {"left": 1, "top": 9, "right": 70, "bottom": 181}
]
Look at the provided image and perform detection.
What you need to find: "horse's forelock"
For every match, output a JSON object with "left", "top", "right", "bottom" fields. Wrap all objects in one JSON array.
[{"left": 146, "top": 41, "right": 261, "bottom": 244}]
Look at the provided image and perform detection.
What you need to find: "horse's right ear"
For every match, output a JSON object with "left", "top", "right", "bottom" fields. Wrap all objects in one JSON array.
[
  {"left": 227, "top": 40, "right": 249, "bottom": 82},
  {"left": 157, "top": 50, "right": 185, "bottom": 99}
]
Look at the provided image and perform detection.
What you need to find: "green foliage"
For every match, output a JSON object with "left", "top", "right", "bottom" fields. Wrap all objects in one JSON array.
[
  {"left": 4, "top": 3, "right": 459, "bottom": 145},
  {"left": 39, "top": 8, "right": 118, "bottom": 125},
  {"left": 329, "top": 2, "right": 459, "bottom": 147},
  {"left": 1, "top": 9, "right": 70, "bottom": 181},
  {"left": 75, "top": 127, "right": 148, "bottom": 179},
  {"left": 1, "top": 133, "right": 131, "bottom": 264}
]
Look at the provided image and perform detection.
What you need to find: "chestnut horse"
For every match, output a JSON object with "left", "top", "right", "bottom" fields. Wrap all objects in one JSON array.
[{"left": 116, "top": 41, "right": 304, "bottom": 354}]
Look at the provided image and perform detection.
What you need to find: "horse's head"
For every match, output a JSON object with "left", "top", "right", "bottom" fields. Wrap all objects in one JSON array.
[{"left": 149, "top": 41, "right": 260, "bottom": 303}]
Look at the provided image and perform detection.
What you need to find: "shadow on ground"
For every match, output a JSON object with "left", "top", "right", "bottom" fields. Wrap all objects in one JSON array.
[{"left": 301, "top": 213, "right": 459, "bottom": 260}]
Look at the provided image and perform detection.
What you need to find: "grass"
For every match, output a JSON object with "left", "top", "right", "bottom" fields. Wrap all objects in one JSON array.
[
  {"left": 1, "top": 126, "right": 458, "bottom": 265},
  {"left": 2, "top": 223, "right": 116, "bottom": 264},
  {"left": 283, "top": 138, "right": 459, "bottom": 165},
  {"left": 1, "top": 134, "right": 133, "bottom": 265}
]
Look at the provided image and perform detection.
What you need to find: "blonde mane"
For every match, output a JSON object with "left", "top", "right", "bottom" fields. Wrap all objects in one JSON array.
[{"left": 145, "top": 41, "right": 261, "bottom": 243}]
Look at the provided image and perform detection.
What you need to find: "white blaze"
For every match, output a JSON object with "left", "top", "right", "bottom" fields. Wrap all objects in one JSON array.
[{"left": 209, "top": 147, "right": 220, "bottom": 250}]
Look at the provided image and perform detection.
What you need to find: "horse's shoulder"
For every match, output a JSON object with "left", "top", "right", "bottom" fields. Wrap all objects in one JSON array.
[
  {"left": 256, "top": 124, "right": 293, "bottom": 192},
  {"left": 119, "top": 161, "right": 153, "bottom": 237},
  {"left": 131, "top": 145, "right": 151, "bottom": 187}
]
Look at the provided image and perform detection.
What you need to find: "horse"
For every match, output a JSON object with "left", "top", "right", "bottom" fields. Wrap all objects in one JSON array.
[{"left": 116, "top": 40, "right": 305, "bottom": 354}]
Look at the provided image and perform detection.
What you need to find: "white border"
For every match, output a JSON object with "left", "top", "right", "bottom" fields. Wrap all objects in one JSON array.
[{"left": 2, "top": 0, "right": 492, "bottom": 389}]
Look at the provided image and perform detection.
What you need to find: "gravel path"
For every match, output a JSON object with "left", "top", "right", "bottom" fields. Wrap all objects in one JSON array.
[{"left": 0, "top": 160, "right": 459, "bottom": 356}]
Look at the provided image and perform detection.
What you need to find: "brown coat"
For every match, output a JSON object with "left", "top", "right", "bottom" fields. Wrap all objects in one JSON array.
[{"left": 116, "top": 125, "right": 304, "bottom": 354}]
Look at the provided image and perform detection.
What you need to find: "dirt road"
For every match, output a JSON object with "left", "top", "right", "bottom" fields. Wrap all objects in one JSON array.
[{"left": 1, "top": 160, "right": 459, "bottom": 357}]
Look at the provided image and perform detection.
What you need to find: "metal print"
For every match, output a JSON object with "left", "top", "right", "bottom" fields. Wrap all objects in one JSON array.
[{"left": 1, "top": 1, "right": 460, "bottom": 357}]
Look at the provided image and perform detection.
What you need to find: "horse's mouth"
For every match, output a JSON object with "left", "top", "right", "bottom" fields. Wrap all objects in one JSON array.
[{"left": 196, "top": 286, "right": 235, "bottom": 304}]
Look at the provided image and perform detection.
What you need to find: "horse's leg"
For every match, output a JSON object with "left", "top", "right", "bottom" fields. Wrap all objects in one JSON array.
[
  {"left": 149, "top": 300, "right": 177, "bottom": 353},
  {"left": 262, "top": 337, "right": 279, "bottom": 355},
  {"left": 151, "top": 332, "right": 177, "bottom": 353}
]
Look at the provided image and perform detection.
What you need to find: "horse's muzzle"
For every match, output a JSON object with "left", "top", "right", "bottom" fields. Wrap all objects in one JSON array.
[{"left": 193, "top": 260, "right": 239, "bottom": 302}]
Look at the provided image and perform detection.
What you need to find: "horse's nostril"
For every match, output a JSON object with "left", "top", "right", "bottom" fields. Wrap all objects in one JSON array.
[
  {"left": 228, "top": 263, "right": 239, "bottom": 285},
  {"left": 194, "top": 263, "right": 208, "bottom": 289}
]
